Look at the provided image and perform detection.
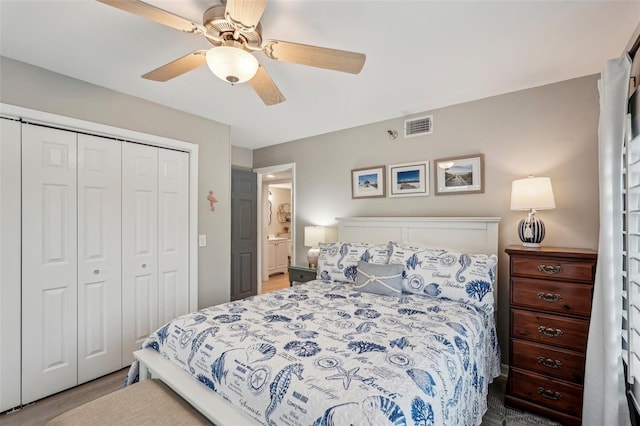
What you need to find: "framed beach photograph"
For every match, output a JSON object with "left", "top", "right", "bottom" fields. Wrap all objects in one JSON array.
[
  {"left": 435, "top": 154, "right": 484, "bottom": 195},
  {"left": 351, "top": 166, "right": 385, "bottom": 198},
  {"left": 388, "top": 161, "right": 429, "bottom": 197}
]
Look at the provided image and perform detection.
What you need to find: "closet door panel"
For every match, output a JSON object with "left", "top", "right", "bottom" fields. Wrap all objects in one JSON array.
[
  {"left": 1, "top": 119, "right": 21, "bottom": 412},
  {"left": 122, "top": 143, "right": 158, "bottom": 364},
  {"left": 158, "top": 149, "right": 189, "bottom": 325},
  {"left": 77, "top": 134, "right": 122, "bottom": 383},
  {"left": 21, "top": 124, "right": 78, "bottom": 404}
]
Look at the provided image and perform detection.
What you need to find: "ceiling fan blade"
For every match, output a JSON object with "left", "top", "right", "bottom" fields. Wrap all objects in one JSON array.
[
  {"left": 224, "top": 0, "right": 268, "bottom": 32},
  {"left": 249, "top": 65, "right": 285, "bottom": 106},
  {"left": 97, "top": 0, "right": 200, "bottom": 34},
  {"left": 142, "top": 50, "right": 208, "bottom": 81},
  {"left": 263, "top": 40, "right": 366, "bottom": 74}
]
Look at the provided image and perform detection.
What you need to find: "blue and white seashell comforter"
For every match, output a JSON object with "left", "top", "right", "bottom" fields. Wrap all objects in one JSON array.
[{"left": 129, "top": 281, "right": 501, "bottom": 425}]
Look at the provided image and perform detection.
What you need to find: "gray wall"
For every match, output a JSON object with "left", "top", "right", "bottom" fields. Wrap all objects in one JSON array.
[
  {"left": 232, "top": 145, "right": 253, "bottom": 169},
  {"left": 0, "top": 56, "right": 232, "bottom": 308},
  {"left": 254, "top": 74, "right": 601, "bottom": 363}
]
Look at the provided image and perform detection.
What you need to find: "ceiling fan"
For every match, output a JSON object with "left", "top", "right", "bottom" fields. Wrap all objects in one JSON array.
[{"left": 97, "top": 0, "right": 366, "bottom": 106}]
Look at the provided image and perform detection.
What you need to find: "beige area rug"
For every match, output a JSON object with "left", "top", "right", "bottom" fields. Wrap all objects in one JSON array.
[{"left": 481, "top": 394, "right": 563, "bottom": 426}]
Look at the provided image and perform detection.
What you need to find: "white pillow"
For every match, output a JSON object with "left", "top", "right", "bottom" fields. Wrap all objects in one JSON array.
[
  {"left": 316, "top": 242, "right": 389, "bottom": 283},
  {"left": 388, "top": 242, "right": 497, "bottom": 312}
]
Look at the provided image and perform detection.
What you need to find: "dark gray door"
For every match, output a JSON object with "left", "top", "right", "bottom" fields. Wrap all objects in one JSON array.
[{"left": 231, "top": 168, "right": 257, "bottom": 300}]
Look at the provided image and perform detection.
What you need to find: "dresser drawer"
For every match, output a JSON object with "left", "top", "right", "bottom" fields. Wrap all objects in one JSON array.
[
  {"left": 509, "top": 368, "right": 583, "bottom": 418},
  {"left": 511, "top": 256, "right": 595, "bottom": 282},
  {"left": 511, "top": 309, "right": 589, "bottom": 351},
  {"left": 511, "top": 277, "right": 593, "bottom": 317},
  {"left": 511, "top": 339, "right": 585, "bottom": 383}
]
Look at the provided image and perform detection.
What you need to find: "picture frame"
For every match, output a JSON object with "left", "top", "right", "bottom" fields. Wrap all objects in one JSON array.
[
  {"left": 351, "top": 166, "right": 386, "bottom": 198},
  {"left": 387, "top": 161, "right": 430, "bottom": 197},
  {"left": 434, "top": 154, "right": 485, "bottom": 195}
]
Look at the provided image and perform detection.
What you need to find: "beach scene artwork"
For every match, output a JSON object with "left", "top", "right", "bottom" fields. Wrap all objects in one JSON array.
[
  {"left": 396, "top": 169, "right": 420, "bottom": 190},
  {"left": 352, "top": 166, "right": 385, "bottom": 198},
  {"left": 444, "top": 164, "right": 473, "bottom": 187},
  {"left": 388, "top": 162, "right": 428, "bottom": 197},
  {"left": 358, "top": 173, "right": 379, "bottom": 191},
  {"left": 435, "top": 154, "right": 484, "bottom": 195}
]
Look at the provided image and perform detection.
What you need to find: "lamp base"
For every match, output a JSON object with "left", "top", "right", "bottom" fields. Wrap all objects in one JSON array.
[
  {"left": 522, "top": 242, "right": 541, "bottom": 248},
  {"left": 518, "top": 214, "right": 546, "bottom": 247},
  {"left": 307, "top": 247, "right": 320, "bottom": 268}
]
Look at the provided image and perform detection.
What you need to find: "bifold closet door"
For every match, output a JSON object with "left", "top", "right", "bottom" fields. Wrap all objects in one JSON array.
[
  {"left": 121, "top": 144, "right": 189, "bottom": 363},
  {"left": 158, "top": 149, "right": 189, "bottom": 325},
  {"left": 1, "top": 118, "right": 21, "bottom": 412},
  {"left": 22, "top": 124, "right": 78, "bottom": 404},
  {"left": 122, "top": 143, "right": 159, "bottom": 364},
  {"left": 77, "top": 134, "right": 122, "bottom": 384}
]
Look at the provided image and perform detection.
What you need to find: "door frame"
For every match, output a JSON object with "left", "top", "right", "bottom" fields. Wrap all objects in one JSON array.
[
  {"left": 0, "top": 103, "right": 199, "bottom": 311},
  {"left": 253, "top": 163, "right": 296, "bottom": 288}
]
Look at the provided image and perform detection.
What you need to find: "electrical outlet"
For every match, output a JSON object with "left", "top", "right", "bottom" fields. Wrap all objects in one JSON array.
[{"left": 198, "top": 234, "right": 207, "bottom": 247}]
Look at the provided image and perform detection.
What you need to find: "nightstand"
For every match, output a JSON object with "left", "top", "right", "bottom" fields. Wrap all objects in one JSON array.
[
  {"left": 505, "top": 245, "right": 597, "bottom": 426},
  {"left": 288, "top": 264, "right": 317, "bottom": 286}
]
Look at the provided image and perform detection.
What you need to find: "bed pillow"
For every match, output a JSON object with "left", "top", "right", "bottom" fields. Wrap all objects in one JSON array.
[
  {"left": 354, "top": 261, "right": 404, "bottom": 296},
  {"left": 316, "top": 242, "right": 390, "bottom": 283},
  {"left": 388, "top": 243, "right": 497, "bottom": 311}
]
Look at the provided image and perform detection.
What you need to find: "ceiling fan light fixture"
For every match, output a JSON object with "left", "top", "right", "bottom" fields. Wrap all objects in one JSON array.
[{"left": 206, "top": 45, "right": 259, "bottom": 84}]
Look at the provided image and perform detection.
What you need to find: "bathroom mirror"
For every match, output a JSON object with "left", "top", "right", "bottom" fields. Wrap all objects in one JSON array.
[{"left": 278, "top": 203, "right": 291, "bottom": 223}]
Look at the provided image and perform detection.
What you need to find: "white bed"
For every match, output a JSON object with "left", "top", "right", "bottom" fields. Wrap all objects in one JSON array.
[{"left": 133, "top": 216, "right": 501, "bottom": 425}]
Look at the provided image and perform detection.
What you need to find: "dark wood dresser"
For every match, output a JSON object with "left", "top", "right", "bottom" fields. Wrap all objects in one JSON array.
[{"left": 505, "top": 245, "right": 597, "bottom": 426}]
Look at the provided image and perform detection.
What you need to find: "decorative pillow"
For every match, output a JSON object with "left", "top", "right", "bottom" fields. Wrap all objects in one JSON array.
[
  {"left": 354, "top": 261, "right": 404, "bottom": 296},
  {"left": 388, "top": 243, "right": 497, "bottom": 311},
  {"left": 316, "top": 242, "right": 390, "bottom": 283}
]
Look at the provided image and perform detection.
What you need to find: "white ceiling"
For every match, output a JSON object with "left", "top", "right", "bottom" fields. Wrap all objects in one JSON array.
[{"left": 1, "top": 1, "right": 638, "bottom": 149}]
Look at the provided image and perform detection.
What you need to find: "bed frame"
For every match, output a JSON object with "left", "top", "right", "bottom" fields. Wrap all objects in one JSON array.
[{"left": 135, "top": 216, "right": 501, "bottom": 425}]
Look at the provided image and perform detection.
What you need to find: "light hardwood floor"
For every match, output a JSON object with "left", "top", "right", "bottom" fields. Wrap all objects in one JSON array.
[
  {"left": 0, "top": 368, "right": 129, "bottom": 426},
  {"left": 261, "top": 272, "right": 290, "bottom": 294}
]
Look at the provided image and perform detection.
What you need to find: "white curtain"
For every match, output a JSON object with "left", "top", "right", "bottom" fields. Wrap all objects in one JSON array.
[{"left": 583, "top": 55, "right": 631, "bottom": 426}]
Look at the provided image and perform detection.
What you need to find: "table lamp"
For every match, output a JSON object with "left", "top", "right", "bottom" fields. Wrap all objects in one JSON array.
[
  {"left": 304, "top": 226, "right": 326, "bottom": 268},
  {"left": 510, "top": 176, "right": 556, "bottom": 247}
]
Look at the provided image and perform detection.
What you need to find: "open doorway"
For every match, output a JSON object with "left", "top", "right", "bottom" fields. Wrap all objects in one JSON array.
[{"left": 253, "top": 163, "right": 295, "bottom": 294}]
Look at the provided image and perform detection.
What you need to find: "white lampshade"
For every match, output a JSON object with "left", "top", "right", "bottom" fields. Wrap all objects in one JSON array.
[
  {"left": 304, "top": 226, "right": 327, "bottom": 247},
  {"left": 205, "top": 45, "right": 259, "bottom": 84},
  {"left": 510, "top": 176, "right": 556, "bottom": 211}
]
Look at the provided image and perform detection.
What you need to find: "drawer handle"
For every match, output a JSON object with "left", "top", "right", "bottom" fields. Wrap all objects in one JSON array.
[
  {"left": 537, "top": 387, "right": 562, "bottom": 400},
  {"left": 537, "top": 292, "right": 563, "bottom": 302},
  {"left": 537, "top": 356, "right": 562, "bottom": 369},
  {"left": 538, "top": 264, "right": 563, "bottom": 275},
  {"left": 537, "top": 326, "right": 564, "bottom": 337},
  {"left": 93, "top": 269, "right": 100, "bottom": 275}
]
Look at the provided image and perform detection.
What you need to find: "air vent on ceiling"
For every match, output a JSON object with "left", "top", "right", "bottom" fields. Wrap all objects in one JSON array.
[{"left": 404, "top": 115, "right": 433, "bottom": 138}]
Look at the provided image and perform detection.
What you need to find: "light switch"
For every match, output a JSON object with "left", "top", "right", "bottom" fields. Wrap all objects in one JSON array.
[{"left": 198, "top": 234, "right": 207, "bottom": 247}]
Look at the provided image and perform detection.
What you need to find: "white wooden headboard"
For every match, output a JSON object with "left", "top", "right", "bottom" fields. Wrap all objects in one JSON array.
[
  {"left": 337, "top": 217, "right": 502, "bottom": 305},
  {"left": 336, "top": 217, "right": 501, "bottom": 255}
]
